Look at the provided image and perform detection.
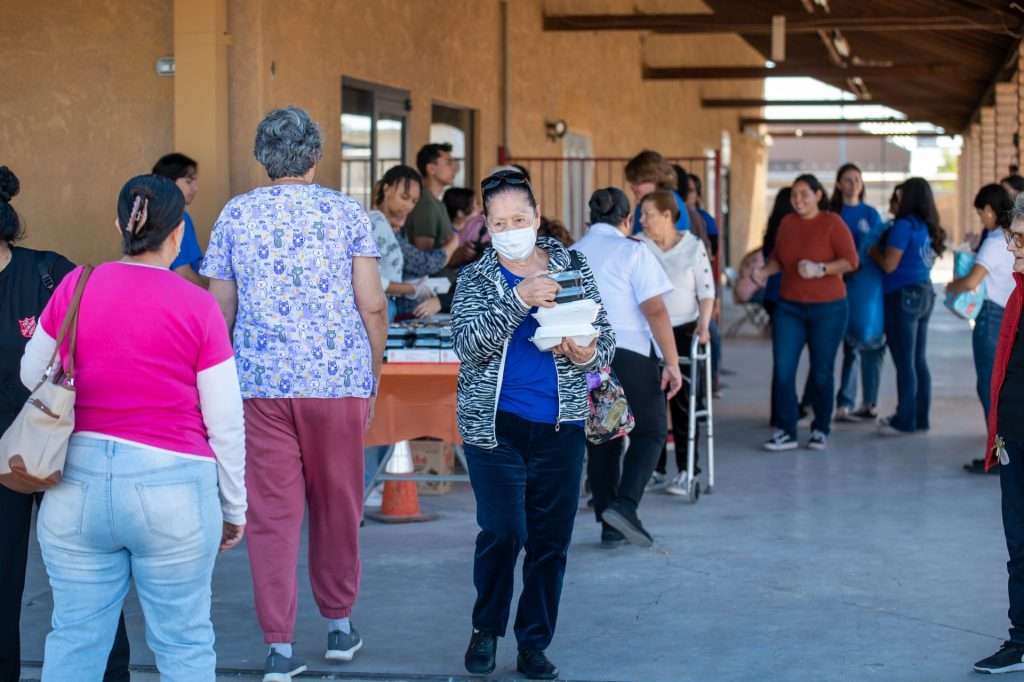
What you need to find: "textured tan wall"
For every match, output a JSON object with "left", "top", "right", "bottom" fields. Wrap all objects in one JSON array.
[{"left": 0, "top": 0, "right": 174, "bottom": 264}]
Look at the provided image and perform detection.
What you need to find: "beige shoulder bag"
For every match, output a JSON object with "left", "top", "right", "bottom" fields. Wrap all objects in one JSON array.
[{"left": 0, "top": 265, "right": 93, "bottom": 493}]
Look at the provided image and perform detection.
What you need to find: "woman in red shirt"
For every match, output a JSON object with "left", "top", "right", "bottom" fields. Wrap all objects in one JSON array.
[{"left": 755, "top": 174, "right": 858, "bottom": 451}]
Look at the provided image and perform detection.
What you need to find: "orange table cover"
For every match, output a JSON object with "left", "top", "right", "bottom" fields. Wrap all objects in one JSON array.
[{"left": 364, "top": 363, "right": 462, "bottom": 446}]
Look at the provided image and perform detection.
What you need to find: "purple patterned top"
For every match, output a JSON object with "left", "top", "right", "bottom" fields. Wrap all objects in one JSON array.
[{"left": 201, "top": 184, "right": 380, "bottom": 399}]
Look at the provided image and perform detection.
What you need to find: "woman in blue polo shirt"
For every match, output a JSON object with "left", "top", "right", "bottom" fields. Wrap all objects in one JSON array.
[
  {"left": 870, "top": 177, "right": 946, "bottom": 433},
  {"left": 152, "top": 153, "right": 206, "bottom": 287},
  {"left": 829, "top": 163, "right": 886, "bottom": 422}
]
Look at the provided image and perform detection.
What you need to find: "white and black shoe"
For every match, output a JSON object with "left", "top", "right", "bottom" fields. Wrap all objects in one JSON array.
[
  {"left": 806, "top": 430, "right": 828, "bottom": 451},
  {"left": 763, "top": 430, "right": 798, "bottom": 452},
  {"left": 974, "top": 641, "right": 1024, "bottom": 674}
]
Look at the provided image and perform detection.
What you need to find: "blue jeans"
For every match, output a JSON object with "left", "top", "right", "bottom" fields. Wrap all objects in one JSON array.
[
  {"left": 772, "top": 298, "right": 849, "bottom": 438},
  {"left": 836, "top": 340, "right": 885, "bottom": 409},
  {"left": 38, "top": 437, "right": 222, "bottom": 682},
  {"left": 974, "top": 299, "right": 1005, "bottom": 419},
  {"left": 884, "top": 282, "right": 936, "bottom": 432},
  {"left": 464, "top": 411, "right": 586, "bottom": 651}
]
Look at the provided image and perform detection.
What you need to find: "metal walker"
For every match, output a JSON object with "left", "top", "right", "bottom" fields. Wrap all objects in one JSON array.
[{"left": 672, "top": 335, "right": 715, "bottom": 502}]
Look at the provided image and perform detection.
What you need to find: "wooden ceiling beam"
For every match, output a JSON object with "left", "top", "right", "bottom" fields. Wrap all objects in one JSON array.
[
  {"left": 766, "top": 131, "right": 945, "bottom": 138},
  {"left": 701, "top": 98, "right": 974, "bottom": 108},
  {"left": 645, "top": 63, "right": 974, "bottom": 80},
  {"left": 741, "top": 117, "right": 919, "bottom": 126},
  {"left": 543, "top": 12, "right": 1012, "bottom": 35}
]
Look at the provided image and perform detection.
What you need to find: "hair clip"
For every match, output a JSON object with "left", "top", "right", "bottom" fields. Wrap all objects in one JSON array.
[{"left": 126, "top": 195, "right": 149, "bottom": 234}]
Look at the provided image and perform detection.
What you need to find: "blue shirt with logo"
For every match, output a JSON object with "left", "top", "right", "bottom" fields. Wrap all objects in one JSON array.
[
  {"left": 170, "top": 211, "right": 204, "bottom": 273},
  {"left": 882, "top": 215, "right": 934, "bottom": 294},
  {"left": 840, "top": 203, "right": 885, "bottom": 344},
  {"left": 496, "top": 266, "right": 560, "bottom": 424},
  {"left": 632, "top": 191, "right": 691, "bottom": 235}
]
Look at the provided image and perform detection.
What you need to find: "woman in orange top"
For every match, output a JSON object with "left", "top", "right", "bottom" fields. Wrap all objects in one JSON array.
[{"left": 754, "top": 174, "right": 858, "bottom": 452}]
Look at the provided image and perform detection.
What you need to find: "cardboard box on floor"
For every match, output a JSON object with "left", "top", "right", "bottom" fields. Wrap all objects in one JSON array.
[{"left": 409, "top": 439, "right": 454, "bottom": 495}]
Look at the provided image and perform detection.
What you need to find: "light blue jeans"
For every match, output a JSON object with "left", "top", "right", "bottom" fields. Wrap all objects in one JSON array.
[{"left": 38, "top": 436, "right": 222, "bottom": 682}]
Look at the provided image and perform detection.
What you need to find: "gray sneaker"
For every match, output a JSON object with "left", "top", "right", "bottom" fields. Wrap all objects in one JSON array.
[
  {"left": 263, "top": 651, "right": 307, "bottom": 682},
  {"left": 326, "top": 626, "right": 363, "bottom": 662}
]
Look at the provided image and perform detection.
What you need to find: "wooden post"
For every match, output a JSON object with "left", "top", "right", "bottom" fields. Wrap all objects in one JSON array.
[
  {"left": 997, "top": 82, "right": 1017, "bottom": 179},
  {"left": 173, "top": 0, "right": 230, "bottom": 243},
  {"left": 981, "top": 107, "right": 997, "bottom": 185}
]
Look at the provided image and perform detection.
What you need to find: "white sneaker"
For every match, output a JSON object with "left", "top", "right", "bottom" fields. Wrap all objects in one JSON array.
[
  {"left": 645, "top": 472, "right": 667, "bottom": 491},
  {"left": 806, "top": 430, "right": 827, "bottom": 451},
  {"left": 763, "top": 430, "right": 799, "bottom": 452},
  {"left": 834, "top": 406, "right": 860, "bottom": 423},
  {"left": 364, "top": 485, "right": 383, "bottom": 509},
  {"left": 665, "top": 471, "right": 690, "bottom": 496}
]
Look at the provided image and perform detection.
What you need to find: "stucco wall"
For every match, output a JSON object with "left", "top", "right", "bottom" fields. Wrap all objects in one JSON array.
[{"left": 0, "top": 0, "right": 174, "bottom": 264}]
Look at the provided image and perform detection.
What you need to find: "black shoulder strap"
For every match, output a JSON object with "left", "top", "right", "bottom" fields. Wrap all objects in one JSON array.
[
  {"left": 36, "top": 251, "right": 57, "bottom": 291},
  {"left": 568, "top": 250, "right": 582, "bottom": 271}
]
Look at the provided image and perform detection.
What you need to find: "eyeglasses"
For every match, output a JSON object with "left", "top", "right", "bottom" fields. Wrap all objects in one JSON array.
[
  {"left": 481, "top": 170, "right": 530, "bottom": 192},
  {"left": 1003, "top": 228, "right": 1024, "bottom": 249}
]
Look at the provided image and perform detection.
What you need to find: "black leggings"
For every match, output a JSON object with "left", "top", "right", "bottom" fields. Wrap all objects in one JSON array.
[{"left": 587, "top": 347, "right": 667, "bottom": 521}]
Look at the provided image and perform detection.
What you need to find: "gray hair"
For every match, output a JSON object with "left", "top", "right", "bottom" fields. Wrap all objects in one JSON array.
[
  {"left": 254, "top": 107, "right": 323, "bottom": 180},
  {"left": 1013, "top": 192, "right": 1024, "bottom": 223}
]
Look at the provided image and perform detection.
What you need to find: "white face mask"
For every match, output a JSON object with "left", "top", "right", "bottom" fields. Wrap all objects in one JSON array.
[{"left": 491, "top": 224, "right": 537, "bottom": 261}]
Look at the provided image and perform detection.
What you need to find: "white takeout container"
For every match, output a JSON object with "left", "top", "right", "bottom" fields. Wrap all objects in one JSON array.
[
  {"left": 531, "top": 324, "right": 599, "bottom": 351},
  {"left": 532, "top": 299, "right": 600, "bottom": 326}
]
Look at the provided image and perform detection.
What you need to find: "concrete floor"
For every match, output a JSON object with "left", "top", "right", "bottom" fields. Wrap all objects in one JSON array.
[{"left": 18, "top": 293, "right": 1011, "bottom": 682}]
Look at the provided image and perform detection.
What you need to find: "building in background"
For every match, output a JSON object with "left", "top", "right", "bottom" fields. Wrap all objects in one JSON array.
[{"left": 0, "top": 0, "right": 770, "bottom": 269}]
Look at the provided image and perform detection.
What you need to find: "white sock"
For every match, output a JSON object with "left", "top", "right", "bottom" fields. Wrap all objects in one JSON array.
[
  {"left": 270, "top": 642, "right": 293, "bottom": 658},
  {"left": 328, "top": 617, "right": 351, "bottom": 634}
]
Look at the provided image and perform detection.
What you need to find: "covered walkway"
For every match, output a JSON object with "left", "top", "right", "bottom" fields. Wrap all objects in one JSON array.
[{"left": 17, "top": 295, "right": 1005, "bottom": 682}]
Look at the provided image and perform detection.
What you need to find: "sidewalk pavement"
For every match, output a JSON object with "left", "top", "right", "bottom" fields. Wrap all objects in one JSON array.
[{"left": 18, "top": 293, "right": 1008, "bottom": 681}]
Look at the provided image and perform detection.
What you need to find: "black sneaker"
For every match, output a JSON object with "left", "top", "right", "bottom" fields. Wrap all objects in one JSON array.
[
  {"left": 965, "top": 458, "right": 999, "bottom": 475},
  {"left": 601, "top": 499, "right": 653, "bottom": 547},
  {"left": 851, "top": 406, "right": 878, "bottom": 421},
  {"left": 763, "top": 430, "right": 799, "bottom": 452},
  {"left": 464, "top": 629, "right": 496, "bottom": 675},
  {"left": 517, "top": 649, "right": 559, "bottom": 680},
  {"left": 974, "top": 641, "right": 1024, "bottom": 673},
  {"left": 600, "top": 523, "right": 626, "bottom": 548}
]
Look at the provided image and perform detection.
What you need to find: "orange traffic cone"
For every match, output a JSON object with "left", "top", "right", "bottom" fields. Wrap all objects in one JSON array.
[{"left": 365, "top": 441, "right": 438, "bottom": 524}]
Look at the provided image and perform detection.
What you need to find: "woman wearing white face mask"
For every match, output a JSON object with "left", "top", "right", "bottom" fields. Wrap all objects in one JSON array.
[{"left": 451, "top": 169, "right": 615, "bottom": 680}]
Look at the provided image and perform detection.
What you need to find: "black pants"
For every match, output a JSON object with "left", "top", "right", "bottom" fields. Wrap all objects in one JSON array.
[
  {"left": 0, "top": 485, "right": 130, "bottom": 682},
  {"left": 587, "top": 347, "right": 667, "bottom": 521},
  {"left": 1001, "top": 437, "right": 1024, "bottom": 643},
  {"left": 464, "top": 411, "right": 586, "bottom": 651},
  {"left": 657, "top": 322, "right": 702, "bottom": 475}
]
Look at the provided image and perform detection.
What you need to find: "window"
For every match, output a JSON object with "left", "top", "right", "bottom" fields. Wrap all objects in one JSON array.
[
  {"left": 430, "top": 103, "right": 476, "bottom": 189},
  {"left": 341, "top": 78, "right": 410, "bottom": 208}
]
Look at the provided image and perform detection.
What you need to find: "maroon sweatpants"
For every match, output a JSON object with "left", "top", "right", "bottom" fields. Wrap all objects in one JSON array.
[{"left": 243, "top": 397, "right": 369, "bottom": 643}]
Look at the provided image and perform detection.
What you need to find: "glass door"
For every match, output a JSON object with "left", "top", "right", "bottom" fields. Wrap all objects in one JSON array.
[{"left": 341, "top": 79, "right": 409, "bottom": 209}]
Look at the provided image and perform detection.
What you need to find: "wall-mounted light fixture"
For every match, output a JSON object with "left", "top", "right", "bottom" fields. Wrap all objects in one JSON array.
[
  {"left": 156, "top": 57, "right": 175, "bottom": 77},
  {"left": 545, "top": 119, "right": 568, "bottom": 141}
]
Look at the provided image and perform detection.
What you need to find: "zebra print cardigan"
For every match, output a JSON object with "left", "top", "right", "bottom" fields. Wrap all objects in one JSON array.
[{"left": 451, "top": 235, "right": 616, "bottom": 448}]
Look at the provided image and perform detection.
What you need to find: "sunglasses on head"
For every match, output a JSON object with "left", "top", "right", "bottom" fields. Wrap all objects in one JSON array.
[{"left": 481, "top": 170, "right": 530, "bottom": 192}]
